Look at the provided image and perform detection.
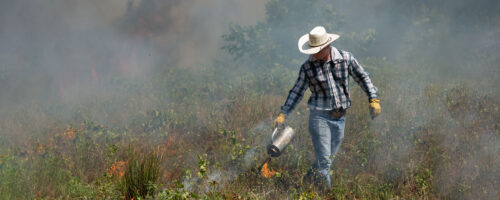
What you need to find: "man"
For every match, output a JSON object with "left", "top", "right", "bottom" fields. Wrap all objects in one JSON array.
[{"left": 273, "top": 26, "right": 381, "bottom": 188}]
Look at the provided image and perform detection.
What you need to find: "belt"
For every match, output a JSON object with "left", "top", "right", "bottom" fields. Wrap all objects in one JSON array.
[{"left": 327, "top": 109, "right": 346, "bottom": 119}]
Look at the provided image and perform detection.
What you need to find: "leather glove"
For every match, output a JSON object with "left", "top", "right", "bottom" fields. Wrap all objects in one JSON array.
[
  {"left": 273, "top": 113, "right": 286, "bottom": 129},
  {"left": 369, "top": 98, "right": 381, "bottom": 119}
]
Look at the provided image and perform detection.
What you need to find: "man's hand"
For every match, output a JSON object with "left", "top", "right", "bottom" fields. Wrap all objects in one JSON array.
[
  {"left": 369, "top": 98, "right": 381, "bottom": 119},
  {"left": 273, "top": 113, "right": 286, "bottom": 129}
]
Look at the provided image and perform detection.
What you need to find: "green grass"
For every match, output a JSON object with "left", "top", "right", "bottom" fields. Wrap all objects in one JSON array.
[
  {"left": 121, "top": 148, "right": 164, "bottom": 200},
  {"left": 0, "top": 59, "right": 498, "bottom": 199}
]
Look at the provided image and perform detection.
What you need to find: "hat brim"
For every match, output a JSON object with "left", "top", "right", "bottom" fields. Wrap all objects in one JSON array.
[{"left": 298, "top": 33, "right": 339, "bottom": 55}]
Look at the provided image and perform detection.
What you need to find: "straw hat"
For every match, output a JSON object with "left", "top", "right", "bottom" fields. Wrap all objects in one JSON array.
[{"left": 298, "top": 26, "right": 339, "bottom": 54}]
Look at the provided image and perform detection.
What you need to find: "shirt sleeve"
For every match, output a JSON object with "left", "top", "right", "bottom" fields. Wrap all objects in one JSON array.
[
  {"left": 348, "top": 53, "right": 378, "bottom": 100},
  {"left": 280, "top": 65, "right": 309, "bottom": 114}
]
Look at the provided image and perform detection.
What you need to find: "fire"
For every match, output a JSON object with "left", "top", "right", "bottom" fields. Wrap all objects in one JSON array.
[
  {"left": 89, "top": 53, "right": 98, "bottom": 83},
  {"left": 63, "top": 128, "right": 76, "bottom": 141},
  {"left": 91, "top": 63, "right": 98, "bottom": 82},
  {"left": 108, "top": 161, "right": 127, "bottom": 178},
  {"left": 260, "top": 159, "right": 275, "bottom": 178}
]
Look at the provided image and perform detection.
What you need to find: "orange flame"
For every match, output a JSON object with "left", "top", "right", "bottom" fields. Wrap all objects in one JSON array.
[
  {"left": 91, "top": 63, "right": 98, "bottom": 82},
  {"left": 260, "top": 159, "right": 275, "bottom": 178},
  {"left": 63, "top": 128, "right": 76, "bottom": 141},
  {"left": 88, "top": 53, "right": 98, "bottom": 83},
  {"left": 108, "top": 161, "right": 127, "bottom": 178}
]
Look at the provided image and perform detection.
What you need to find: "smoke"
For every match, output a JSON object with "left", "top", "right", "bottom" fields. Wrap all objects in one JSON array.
[
  {"left": 328, "top": 1, "right": 499, "bottom": 198},
  {"left": 0, "top": 0, "right": 267, "bottom": 125},
  {"left": 0, "top": 0, "right": 498, "bottom": 198},
  {"left": 121, "top": 0, "right": 267, "bottom": 67},
  {"left": 334, "top": 0, "right": 499, "bottom": 81}
]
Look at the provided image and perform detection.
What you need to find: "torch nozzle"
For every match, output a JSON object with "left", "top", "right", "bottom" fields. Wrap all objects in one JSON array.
[{"left": 257, "top": 157, "right": 271, "bottom": 172}]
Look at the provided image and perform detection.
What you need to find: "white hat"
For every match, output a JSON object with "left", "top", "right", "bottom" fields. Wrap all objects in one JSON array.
[{"left": 298, "top": 26, "right": 340, "bottom": 55}]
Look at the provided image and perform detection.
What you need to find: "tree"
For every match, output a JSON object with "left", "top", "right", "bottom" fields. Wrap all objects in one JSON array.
[{"left": 222, "top": 0, "right": 375, "bottom": 70}]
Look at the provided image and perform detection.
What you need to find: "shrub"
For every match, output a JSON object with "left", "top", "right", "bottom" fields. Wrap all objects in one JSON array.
[{"left": 121, "top": 148, "right": 164, "bottom": 200}]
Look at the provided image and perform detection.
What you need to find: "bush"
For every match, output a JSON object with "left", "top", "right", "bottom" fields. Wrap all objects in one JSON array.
[{"left": 121, "top": 148, "right": 164, "bottom": 200}]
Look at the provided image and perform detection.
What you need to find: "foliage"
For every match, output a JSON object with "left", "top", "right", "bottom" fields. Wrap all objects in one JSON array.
[
  {"left": 121, "top": 148, "right": 164, "bottom": 200},
  {"left": 69, "top": 177, "right": 122, "bottom": 200},
  {"left": 222, "top": 0, "right": 375, "bottom": 70},
  {"left": 0, "top": 153, "right": 32, "bottom": 199}
]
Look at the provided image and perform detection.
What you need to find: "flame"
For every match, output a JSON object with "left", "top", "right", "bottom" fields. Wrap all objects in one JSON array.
[
  {"left": 89, "top": 53, "right": 98, "bottom": 83},
  {"left": 91, "top": 63, "right": 98, "bottom": 82},
  {"left": 63, "top": 128, "right": 76, "bottom": 141},
  {"left": 108, "top": 161, "right": 127, "bottom": 178},
  {"left": 260, "top": 159, "right": 275, "bottom": 178},
  {"left": 160, "top": 133, "right": 180, "bottom": 157}
]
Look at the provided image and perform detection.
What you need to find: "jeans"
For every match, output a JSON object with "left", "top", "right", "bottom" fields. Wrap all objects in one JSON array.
[{"left": 307, "top": 109, "right": 346, "bottom": 188}]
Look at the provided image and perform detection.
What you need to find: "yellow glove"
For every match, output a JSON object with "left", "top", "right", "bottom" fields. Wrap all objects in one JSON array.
[
  {"left": 273, "top": 113, "right": 286, "bottom": 129},
  {"left": 369, "top": 98, "right": 381, "bottom": 119}
]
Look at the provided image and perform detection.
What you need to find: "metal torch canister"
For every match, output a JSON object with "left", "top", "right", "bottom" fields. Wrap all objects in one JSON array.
[{"left": 267, "top": 126, "right": 295, "bottom": 157}]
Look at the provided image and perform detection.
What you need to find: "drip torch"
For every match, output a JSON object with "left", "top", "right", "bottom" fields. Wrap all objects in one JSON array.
[{"left": 258, "top": 125, "right": 296, "bottom": 175}]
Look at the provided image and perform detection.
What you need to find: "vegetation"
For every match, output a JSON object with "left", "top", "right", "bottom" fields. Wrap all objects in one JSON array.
[{"left": 0, "top": 0, "right": 498, "bottom": 199}]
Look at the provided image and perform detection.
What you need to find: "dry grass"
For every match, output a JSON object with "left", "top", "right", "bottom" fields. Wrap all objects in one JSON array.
[{"left": 0, "top": 63, "right": 498, "bottom": 199}]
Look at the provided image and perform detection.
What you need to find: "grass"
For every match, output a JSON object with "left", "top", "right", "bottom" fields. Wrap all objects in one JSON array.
[
  {"left": 0, "top": 58, "right": 498, "bottom": 199},
  {"left": 121, "top": 148, "right": 163, "bottom": 199}
]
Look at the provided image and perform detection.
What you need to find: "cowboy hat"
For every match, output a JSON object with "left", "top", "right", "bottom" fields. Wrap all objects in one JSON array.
[{"left": 298, "top": 26, "right": 340, "bottom": 55}]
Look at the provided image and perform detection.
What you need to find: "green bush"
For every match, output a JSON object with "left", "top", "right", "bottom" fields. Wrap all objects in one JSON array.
[{"left": 121, "top": 148, "right": 164, "bottom": 200}]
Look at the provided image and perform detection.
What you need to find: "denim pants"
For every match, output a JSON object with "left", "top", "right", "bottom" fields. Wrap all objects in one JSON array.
[{"left": 307, "top": 109, "right": 346, "bottom": 188}]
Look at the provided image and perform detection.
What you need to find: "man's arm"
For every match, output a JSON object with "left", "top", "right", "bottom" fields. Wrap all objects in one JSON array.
[
  {"left": 280, "top": 65, "right": 309, "bottom": 115},
  {"left": 347, "top": 53, "right": 378, "bottom": 100}
]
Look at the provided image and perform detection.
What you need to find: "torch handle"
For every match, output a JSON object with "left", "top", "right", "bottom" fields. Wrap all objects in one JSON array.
[{"left": 271, "top": 126, "right": 278, "bottom": 142}]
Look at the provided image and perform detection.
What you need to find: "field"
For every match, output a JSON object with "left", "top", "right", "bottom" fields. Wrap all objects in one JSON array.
[
  {"left": 0, "top": 0, "right": 499, "bottom": 199},
  {"left": 0, "top": 58, "right": 498, "bottom": 199}
]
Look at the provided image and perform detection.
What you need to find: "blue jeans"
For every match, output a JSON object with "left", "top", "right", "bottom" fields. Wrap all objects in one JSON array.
[{"left": 307, "top": 109, "right": 345, "bottom": 188}]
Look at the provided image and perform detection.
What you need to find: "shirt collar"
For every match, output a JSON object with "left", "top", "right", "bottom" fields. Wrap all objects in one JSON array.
[{"left": 308, "top": 46, "right": 344, "bottom": 63}]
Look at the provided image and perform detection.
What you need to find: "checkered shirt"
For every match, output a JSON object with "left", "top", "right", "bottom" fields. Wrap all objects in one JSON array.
[{"left": 280, "top": 46, "right": 378, "bottom": 114}]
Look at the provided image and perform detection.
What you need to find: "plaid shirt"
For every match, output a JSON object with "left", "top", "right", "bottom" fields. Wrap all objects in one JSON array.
[{"left": 280, "top": 46, "right": 378, "bottom": 114}]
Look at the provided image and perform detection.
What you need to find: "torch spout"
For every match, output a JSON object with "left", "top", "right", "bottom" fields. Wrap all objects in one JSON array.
[{"left": 257, "top": 157, "right": 272, "bottom": 172}]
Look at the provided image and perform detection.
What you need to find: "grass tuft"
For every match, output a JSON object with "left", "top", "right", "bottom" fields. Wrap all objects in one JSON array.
[{"left": 121, "top": 147, "right": 164, "bottom": 200}]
